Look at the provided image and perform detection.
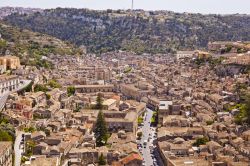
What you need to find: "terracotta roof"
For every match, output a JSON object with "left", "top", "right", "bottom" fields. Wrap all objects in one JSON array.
[{"left": 120, "top": 153, "right": 142, "bottom": 165}]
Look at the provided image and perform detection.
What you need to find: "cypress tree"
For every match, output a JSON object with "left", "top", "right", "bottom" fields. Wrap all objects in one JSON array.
[
  {"left": 95, "top": 93, "right": 103, "bottom": 110},
  {"left": 98, "top": 153, "right": 106, "bottom": 165},
  {"left": 94, "top": 110, "right": 108, "bottom": 146}
]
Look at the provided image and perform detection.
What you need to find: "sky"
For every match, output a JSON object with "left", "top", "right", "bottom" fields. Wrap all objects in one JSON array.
[{"left": 0, "top": 0, "right": 250, "bottom": 14}]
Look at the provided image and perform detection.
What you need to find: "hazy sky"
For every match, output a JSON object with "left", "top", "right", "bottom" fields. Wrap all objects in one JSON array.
[{"left": 0, "top": 0, "right": 250, "bottom": 14}]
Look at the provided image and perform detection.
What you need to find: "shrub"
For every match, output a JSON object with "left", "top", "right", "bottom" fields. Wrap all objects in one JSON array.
[{"left": 193, "top": 137, "right": 209, "bottom": 146}]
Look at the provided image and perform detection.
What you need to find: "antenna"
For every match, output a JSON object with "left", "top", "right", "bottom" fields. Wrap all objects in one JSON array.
[{"left": 131, "top": 0, "right": 134, "bottom": 11}]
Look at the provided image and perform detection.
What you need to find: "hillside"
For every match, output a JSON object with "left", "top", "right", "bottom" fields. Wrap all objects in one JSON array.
[
  {"left": 3, "top": 8, "right": 250, "bottom": 54},
  {"left": 0, "top": 22, "right": 82, "bottom": 68},
  {"left": 0, "top": 7, "right": 42, "bottom": 19}
]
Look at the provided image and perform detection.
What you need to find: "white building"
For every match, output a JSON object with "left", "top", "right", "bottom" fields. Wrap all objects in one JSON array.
[
  {"left": 0, "top": 75, "right": 20, "bottom": 95},
  {"left": 176, "top": 51, "right": 195, "bottom": 60}
]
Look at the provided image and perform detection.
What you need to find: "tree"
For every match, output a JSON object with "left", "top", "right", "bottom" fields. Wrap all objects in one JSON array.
[
  {"left": 98, "top": 153, "right": 106, "bottom": 165},
  {"left": 94, "top": 110, "right": 108, "bottom": 147},
  {"left": 67, "top": 86, "right": 75, "bottom": 97},
  {"left": 242, "top": 93, "right": 250, "bottom": 124},
  {"left": 24, "top": 126, "right": 36, "bottom": 133},
  {"left": 48, "top": 79, "right": 62, "bottom": 88},
  {"left": 233, "top": 92, "right": 250, "bottom": 125},
  {"left": 137, "top": 117, "right": 143, "bottom": 125},
  {"left": 0, "top": 130, "right": 13, "bottom": 141},
  {"left": 0, "top": 114, "right": 15, "bottom": 142},
  {"left": 137, "top": 131, "right": 143, "bottom": 140},
  {"left": 26, "top": 140, "right": 35, "bottom": 157},
  {"left": 95, "top": 93, "right": 103, "bottom": 110},
  {"left": 34, "top": 84, "right": 48, "bottom": 92},
  {"left": 193, "top": 137, "right": 209, "bottom": 146}
]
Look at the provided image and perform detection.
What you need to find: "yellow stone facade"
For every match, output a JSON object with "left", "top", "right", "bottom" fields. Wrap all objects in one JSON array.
[{"left": 0, "top": 56, "right": 21, "bottom": 70}]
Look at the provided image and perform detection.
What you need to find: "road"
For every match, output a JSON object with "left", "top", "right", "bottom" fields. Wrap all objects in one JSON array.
[
  {"left": 138, "top": 108, "right": 164, "bottom": 166},
  {"left": 14, "top": 131, "right": 24, "bottom": 166}
]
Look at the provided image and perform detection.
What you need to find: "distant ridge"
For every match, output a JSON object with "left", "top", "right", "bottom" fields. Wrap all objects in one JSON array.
[{"left": 2, "top": 7, "right": 250, "bottom": 54}]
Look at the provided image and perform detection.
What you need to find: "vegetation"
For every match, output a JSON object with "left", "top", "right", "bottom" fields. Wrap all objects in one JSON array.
[
  {"left": 0, "top": 114, "right": 15, "bottom": 142},
  {"left": 137, "top": 117, "right": 143, "bottom": 125},
  {"left": 98, "top": 153, "right": 106, "bottom": 165},
  {"left": 73, "top": 106, "right": 81, "bottom": 113},
  {"left": 0, "top": 39, "right": 7, "bottom": 54},
  {"left": 4, "top": 8, "right": 250, "bottom": 54},
  {"left": 206, "top": 120, "right": 214, "bottom": 125},
  {"left": 34, "top": 84, "right": 49, "bottom": 92},
  {"left": 95, "top": 93, "right": 104, "bottom": 110},
  {"left": 0, "top": 115, "right": 9, "bottom": 124},
  {"left": 124, "top": 66, "right": 132, "bottom": 73},
  {"left": 25, "top": 140, "right": 36, "bottom": 157},
  {"left": 0, "top": 130, "right": 14, "bottom": 141},
  {"left": 94, "top": 110, "right": 108, "bottom": 147},
  {"left": 137, "top": 131, "right": 143, "bottom": 140},
  {"left": 67, "top": 86, "right": 75, "bottom": 97},
  {"left": 151, "top": 110, "right": 158, "bottom": 126},
  {"left": 194, "top": 57, "right": 225, "bottom": 68},
  {"left": 0, "top": 23, "right": 82, "bottom": 68},
  {"left": 45, "top": 93, "right": 51, "bottom": 100},
  {"left": 224, "top": 45, "right": 232, "bottom": 53},
  {"left": 234, "top": 93, "right": 250, "bottom": 125},
  {"left": 33, "top": 114, "right": 42, "bottom": 120},
  {"left": 47, "top": 79, "right": 62, "bottom": 88},
  {"left": 234, "top": 82, "right": 248, "bottom": 99},
  {"left": 237, "top": 48, "right": 247, "bottom": 53},
  {"left": 21, "top": 156, "right": 29, "bottom": 164},
  {"left": 193, "top": 137, "right": 209, "bottom": 146},
  {"left": 24, "top": 126, "right": 36, "bottom": 133}
]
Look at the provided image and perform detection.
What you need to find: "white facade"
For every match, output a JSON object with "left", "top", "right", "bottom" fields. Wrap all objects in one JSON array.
[
  {"left": 0, "top": 75, "right": 20, "bottom": 95},
  {"left": 176, "top": 51, "right": 195, "bottom": 60}
]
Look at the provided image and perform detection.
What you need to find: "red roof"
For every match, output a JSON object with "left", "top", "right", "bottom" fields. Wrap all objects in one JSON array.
[
  {"left": 112, "top": 153, "right": 143, "bottom": 166},
  {"left": 120, "top": 153, "right": 143, "bottom": 164}
]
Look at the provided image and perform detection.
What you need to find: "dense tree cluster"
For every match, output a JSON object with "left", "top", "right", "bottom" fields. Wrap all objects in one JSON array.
[{"left": 0, "top": 114, "right": 15, "bottom": 142}]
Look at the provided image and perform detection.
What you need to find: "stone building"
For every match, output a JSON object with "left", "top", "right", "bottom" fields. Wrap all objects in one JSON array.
[
  {"left": 176, "top": 51, "right": 194, "bottom": 60},
  {"left": 75, "top": 84, "right": 114, "bottom": 93},
  {"left": 0, "top": 75, "right": 20, "bottom": 94},
  {"left": 158, "top": 100, "right": 173, "bottom": 126},
  {"left": 95, "top": 68, "right": 111, "bottom": 81},
  {"left": 0, "top": 142, "right": 13, "bottom": 166},
  {"left": 0, "top": 56, "right": 20, "bottom": 72}
]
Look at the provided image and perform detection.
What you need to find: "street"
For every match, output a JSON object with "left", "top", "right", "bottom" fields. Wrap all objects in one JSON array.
[
  {"left": 14, "top": 131, "right": 24, "bottom": 166},
  {"left": 138, "top": 108, "right": 164, "bottom": 166}
]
